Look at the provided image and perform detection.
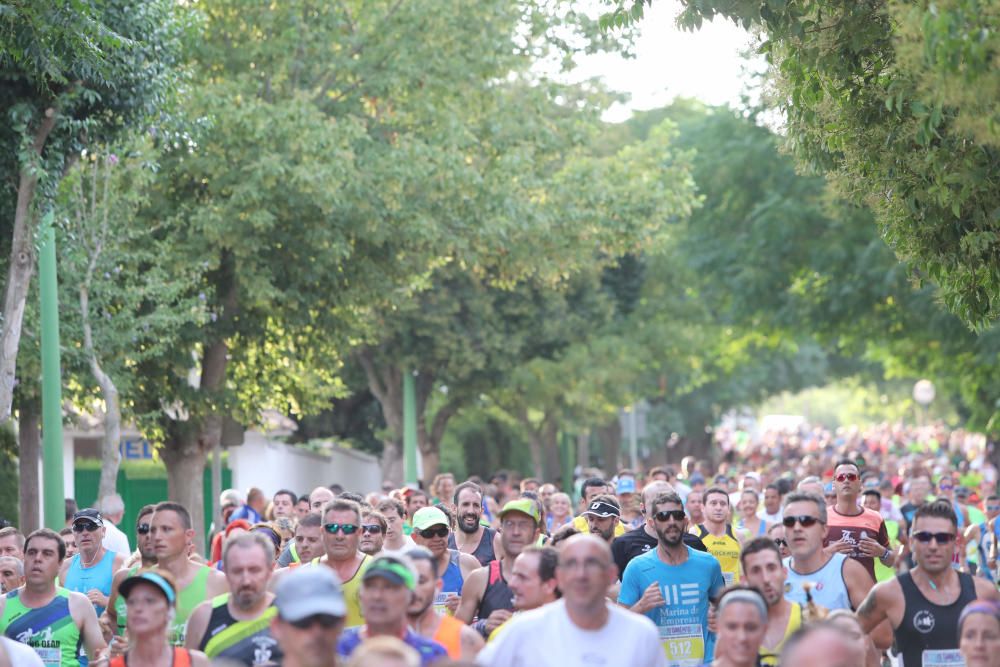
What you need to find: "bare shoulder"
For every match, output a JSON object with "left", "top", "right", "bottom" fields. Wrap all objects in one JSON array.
[
  {"left": 973, "top": 576, "right": 1000, "bottom": 600},
  {"left": 460, "top": 622, "right": 486, "bottom": 648},
  {"left": 206, "top": 567, "right": 229, "bottom": 594},
  {"left": 189, "top": 649, "right": 212, "bottom": 667},
  {"left": 67, "top": 590, "right": 98, "bottom": 621},
  {"left": 112, "top": 553, "right": 127, "bottom": 570},
  {"left": 459, "top": 552, "right": 480, "bottom": 568}
]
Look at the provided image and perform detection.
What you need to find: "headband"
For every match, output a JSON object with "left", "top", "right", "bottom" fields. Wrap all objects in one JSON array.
[
  {"left": 717, "top": 588, "right": 768, "bottom": 623},
  {"left": 959, "top": 600, "right": 1000, "bottom": 635}
]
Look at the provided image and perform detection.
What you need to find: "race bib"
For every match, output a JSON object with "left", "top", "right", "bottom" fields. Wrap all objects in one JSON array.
[
  {"left": 722, "top": 572, "right": 735, "bottom": 587},
  {"left": 922, "top": 649, "right": 964, "bottom": 666},
  {"left": 659, "top": 622, "right": 705, "bottom": 667},
  {"left": 434, "top": 591, "right": 457, "bottom": 616},
  {"left": 33, "top": 646, "right": 60, "bottom": 667}
]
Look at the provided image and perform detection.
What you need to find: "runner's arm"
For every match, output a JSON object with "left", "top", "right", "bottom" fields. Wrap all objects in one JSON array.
[
  {"left": 455, "top": 567, "right": 486, "bottom": 624},
  {"left": 104, "top": 568, "right": 127, "bottom": 636},
  {"left": 205, "top": 568, "right": 230, "bottom": 597},
  {"left": 973, "top": 576, "right": 1000, "bottom": 601},
  {"left": 459, "top": 623, "right": 486, "bottom": 658},
  {"left": 71, "top": 591, "right": 109, "bottom": 659},
  {"left": 183, "top": 600, "right": 213, "bottom": 652},
  {"left": 459, "top": 552, "right": 480, "bottom": 581},
  {"left": 189, "top": 649, "right": 212, "bottom": 667},
  {"left": 58, "top": 558, "right": 69, "bottom": 586}
]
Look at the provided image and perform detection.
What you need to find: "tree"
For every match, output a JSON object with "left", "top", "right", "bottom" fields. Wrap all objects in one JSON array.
[{"left": 0, "top": 0, "right": 186, "bottom": 422}]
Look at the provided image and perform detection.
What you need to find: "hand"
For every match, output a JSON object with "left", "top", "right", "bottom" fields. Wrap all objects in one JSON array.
[
  {"left": 87, "top": 589, "right": 109, "bottom": 609},
  {"left": 825, "top": 539, "right": 854, "bottom": 555},
  {"left": 444, "top": 594, "right": 460, "bottom": 614},
  {"left": 483, "top": 609, "right": 513, "bottom": 634},
  {"left": 108, "top": 635, "right": 127, "bottom": 658},
  {"left": 635, "top": 581, "right": 665, "bottom": 615},
  {"left": 707, "top": 604, "right": 717, "bottom": 634},
  {"left": 858, "top": 536, "right": 885, "bottom": 558}
]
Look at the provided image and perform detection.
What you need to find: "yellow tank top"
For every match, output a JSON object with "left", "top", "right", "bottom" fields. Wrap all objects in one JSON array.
[
  {"left": 697, "top": 524, "right": 741, "bottom": 585},
  {"left": 759, "top": 603, "right": 802, "bottom": 666},
  {"left": 312, "top": 554, "right": 371, "bottom": 628}
]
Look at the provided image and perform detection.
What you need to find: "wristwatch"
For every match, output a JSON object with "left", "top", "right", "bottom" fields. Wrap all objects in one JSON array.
[{"left": 880, "top": 547, "right": 892, "bottom": 561}]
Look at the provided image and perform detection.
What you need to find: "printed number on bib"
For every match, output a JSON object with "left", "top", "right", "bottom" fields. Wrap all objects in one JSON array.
[
  {"left": 34, "top": 647, "right": 60, "bottom": 667},
  {"left": 659, "top": 623, "right": 704, "bottom": 667},
  {"left": 922, "top": 649, "right": 964, "bottom": 667}
]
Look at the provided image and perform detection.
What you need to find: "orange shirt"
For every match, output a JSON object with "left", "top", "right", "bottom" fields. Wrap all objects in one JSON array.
[
  {"left": 433, "top": 614, "right": 465, "bottom": 659},
  {"left": 826, "top": 505, "right": 889, "bottom": 582}
]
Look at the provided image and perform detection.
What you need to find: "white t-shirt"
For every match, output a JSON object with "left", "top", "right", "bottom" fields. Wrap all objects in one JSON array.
[
  {"left": 477, "top": 599, "right": 667, "bottom": 667},
  {"left": 102, "top": 521, "right": 131, "bottom": 557},
  {"left": 1, "top": 636, "right": 45, "bottom": 666}
]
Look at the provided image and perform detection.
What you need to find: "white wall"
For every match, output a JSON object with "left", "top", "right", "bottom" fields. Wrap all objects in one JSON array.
[{"left": 228, "top": 432, "right": 382, "bottom": 497}]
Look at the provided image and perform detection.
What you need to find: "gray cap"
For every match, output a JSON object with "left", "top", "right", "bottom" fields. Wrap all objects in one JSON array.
[{"left": 274, "top": 566, "right": 346, "bottom": 621}]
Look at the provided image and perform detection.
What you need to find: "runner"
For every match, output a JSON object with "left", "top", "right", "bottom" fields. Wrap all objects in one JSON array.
[
  {"left": 0, "top": 528, "right": 23, "bottom": 561},
  {"left": 280, "top": 512, "right": 324, "bottom": 568},
  {"left": 58, "top": 509, "right": 126, "bottom": 617},
  {"left": 109, "top": 570, "right": 210, "bottom": 667},
  {"left": 185, "top": 532, "right": 283, "bottom": 665},
  {"left": 315, "top": 498, "right": 371, "bottom": 628},
  {"left": 861, "top": 489, "right": 901, "bottom": 583},
  {"left": 0, "top": 558, "right": 23, "bottom": 596},
  {"left": 0, "top": 528, "right": 106, "bottom": 666},
  {"left": 738, "top": 537, "right": 801, "bottom": 666},
  {"left": 447, "top": 482, "right": 496, "bottom": 566},
  {"left": 760, "top": 484, "right": 783, "bottom": 525},
  {"left": 308, "top": 487, "right": 335, "bottom": 514},
  {"left": 405, "top": 547, "right": 483, "bottom": 660},
  {"left": 377, "top": 498, "right": 416, "bottom": 554},
  {"left": 358, "top": 509, "right": 387, "bottom": 557},
  {"left": 546, "top": 492, "right": 573, "bottom": 532},
  {"left": 734, "top": 489, "right": 768, "bottom": 544},
  {"left": 825, "top": 460, "right": 893, "bottom": 582},
  {"left": 582, "top": 495, "right": 622, "bottom": 546},
  {"left": 710, "top": 587, "right": 768, "bottom": 667},
  {"left": 686, "top": 490, "right": 706, "bottom": 526},
  {"left": 504, "top": 546, "right": 559, "bottom": 616},
  {"left": 455, "top": 499, "right": 540, "bottom": 637},
  {"left": 149, "top": 502, "right": 229, "bottom": 645},
  {"left": 619, "top": 491, "right": 724, "bottom": 667},
  {"left": 957, "top": 599, "right": 1000, "bottom": 667},
  {"left": 696, "top": 486, "right": 741, "bottom": 586},
  {"left": 478, "top": 535, "right": 666, "bottom": 667},
  {"left": 963, "top": 494, "right": 1000, "bottom": 580},
  {"left": 856, "top": 499, "right": 999, "bottom": 667},
  {"left": 105, "top": 503, "right": 157, "bottom": 638},
  {"left": 336, "top": 554, "right": 448, "bottom": 666},
  {"left": 410, "top": 506, "right": 478, "bottom": 615},
  {"left": 269, "top": 566, "right": 345, "bottom": 667},
  {"left": 571, "top": 478, "right": 626, "bottom": 538},
  {"left": 271, "top": 490, "right": 297, "bottom": 520}
]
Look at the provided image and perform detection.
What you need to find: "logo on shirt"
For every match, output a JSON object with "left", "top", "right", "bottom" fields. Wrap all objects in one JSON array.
[
  {"left": 913, "top": 610, "right": 936, "bottom": 633},
  {"left": 662, "top": 583, "right": 701, "bottom": 606}
]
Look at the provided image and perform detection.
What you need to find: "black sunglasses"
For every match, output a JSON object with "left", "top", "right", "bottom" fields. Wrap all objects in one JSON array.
[
  {"left": 361, "top": 524, "right": 383, "bottom": 535},
  {"left": 72, "top": 522, "right": 101, "bottom": 533},
  {"left": 136, "top": 523, "right": 150, "bottom": 535},
  {"left": 773, "top": 538, "right": 788, "bottom": 548},
  {"left": 653, "top": 510, "right": 686, "bottom": 522},
  {"left": 782, "top": 515, "right": 820, "bottom": 528},
  {"left": 323, "top": 523, "right": 359, "bottom": 536},
  {"left": 913, "top": 531, "right": 956, "bottom": 544},
  {"left": 419, "top": 526, "right": 449, "bottom": 539},
  {"left": 289, "top": 614, "right": 341, "bottom": 630}
]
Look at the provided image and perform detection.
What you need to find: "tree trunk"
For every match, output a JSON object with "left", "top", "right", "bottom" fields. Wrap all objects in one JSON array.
[
  {"left": 417, "top": 401, "right": 459, "bottom": 486},
  {"left": 0, "top": 109, "right": 58, "bottom": 424},
  {"left": 80, "top": 285, "right": 122, "bottom": 502},
  {"left": 542, "top": 418, "right": 561, "bottom": 482},
  {"left": 357, "top": 350, "right": 403, "bottom": 484},
  {"left": 161, "top": 431, "right": 210, "bottom": 552},
  {"left": 17, "top": 395, "right": 40, "bottom": 532},
  {"left": 577, "top": 431, "right": 590, "bottom": 470},
  {"left": 596, "top": 419, "right": 622, "bottom": 475},
  {"left": 380, "top": 439, "right": 403, "bottom": 485}
]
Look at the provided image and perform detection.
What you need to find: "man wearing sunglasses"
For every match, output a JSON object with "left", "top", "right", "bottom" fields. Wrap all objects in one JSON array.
[
  {"left": 857, "top": 499, "right": 999, "bottom": 667},
  {"left": 271, "top": 565, "right": 345, "bottom": 667},
  {"left": 105, "top": 503, "right": 158, "bottom": 638},
  {"left": 315, "top": 498, "right": 371, "bottom": 629},
  {"left": 619, "top": 491, "right": 724, "bottom": 666},
  {"left": 826, "top": 460, "right": 894, "bottom": 583},
  {"left": 358, "top": 509, "right": 387, "bottom": 557},
  {"left": 59, "top": 509, "right": 126, "bottom": 617},
  {"left": 410, "top": 507, "right": 479, "bottom": 616}
]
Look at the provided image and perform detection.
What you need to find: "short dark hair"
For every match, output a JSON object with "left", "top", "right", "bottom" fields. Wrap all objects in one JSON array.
[
  {"left": 361, "top": 509, "right": 388, "bottom": 533},
  {"left": 24, "top": 528, "right": 65, "bottom": 561},
  {"left": 377, "top": 498, "right": 406, "bottom": 520},
  {"left": 136, "top": 504, "right": 156, "bottom": 529},
  {"left": 703, "top": 486, "right": 730, "bottom": 505},
  {"left": 65, "top": 498, "right": 78, "bottom": 523},
  {"left": 153, "top": 502, "right": 192, "bottom": 530},
  {"left": 405, "top": 489, "right": 429, "bottom": 505},
  {"left": 274, "top": 489, "right": 297, "bottom": 505},
  {"left": 581, "top": 477, "right": 608, "bottom": 495},
  {"left": 298, "top": 494, "right": 311, "bottom": 504},
  {"left": 522, "top": 545, "right": 559, "bottom": 596},
  {"left": 862, "top": 489, "right": 882, "bottom": 502},
  {"left": 913, "top": 499, "right": 958, "bottom": 530},
  {"left": 649, "top": 492, "right": 684, "bottom": 513},
  {"left": 297, "top": 513, "right": 322, "bottom": 529},
  {"left": 835, "top": 459, "right": 859, "bottom": 472},
  {"left": 765, "top": 483, "right": 780, "bottom": 493},
  {"left": 406, "top": 546, "right": 438, "bottom": 578},
  {"left": 453, "top": 481, "right": 482, "bottom": 505},
  {"left": 549, "top": 524, "right": 580, "bottom": 547},
  {"left": 740, "top": 536, "right": 783, "bottom": 569},
  {"left": 337, "top": 492, "right": 366, "bottom": 506}
]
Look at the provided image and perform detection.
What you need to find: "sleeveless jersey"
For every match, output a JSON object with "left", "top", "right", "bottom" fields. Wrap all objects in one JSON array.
[
  {"left": 0, "top": 588, "right": 82, "bottom": 667},
  {"left": 432, "top": 614, "right": 464, "bottom": 659},
  {"left": 448, "top": 528, "right": 496, "bottom": 567},
  {"left": 697, "top": 524, "right": 741, "bottom": 585},
  {"left": 478, "top": 560, "right": 513, "bottom": 620},
  {"left": 783, "top": 553, "right": 852, "bottom": 612},
  {"left": 170, "top": 566, "right": 211, "bottom": 646},
  {"left": 64, "top": 550, "right": 116, "bottom": 616},
  {"left": 758, "top": 603, "right": 802, "bottom": 666},
  {"left": 896, "top": 571, "right": 976, "bottom": 667},
  {"left": 110, "top": 647, "right": 192, "bottom": 667},
  {"left": 196, "top": 594, "right": 282, "bottom": 665},
  {"left": 113, "top": 566, "right": 139, "bottom": 636},
  {"left": 436, "top": 550, "right": 463, "bottom": 615}
]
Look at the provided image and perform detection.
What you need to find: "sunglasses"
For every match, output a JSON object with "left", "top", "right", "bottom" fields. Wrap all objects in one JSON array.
[
  {"left": 653, "top": 510, "right": 686, "bottom": 522},
  {"left": 773, "top": 538, "right": 788, "bottom": 548},
  {"left": 939, "top": 485, "right": 954, "bottom": 491},
  {"left": 987, "top": 506, "right": 1000, "bottom": 512},
  {"left": 361, "top": 524, "right": 383, "bottom": 535},
  {"left": 782, "top": 515, "right": 820, "bottom": 528},
  {"left": 136, "top": 523, "right": 150, "bottom": 535},
  {"left": 289, "top": 614, "right": 341, "bottom": 630},
  {"left": 419, "top": 526, "right": 449, "bottom": 539},
  {"left": 913, "top": 531, "right": 956, "bottom": 544},
  {"left": 835, "top": 473, "right": 859, "bottom": 483},
  {"left": 72, "top": 522, "right": 101, "bottom": 533},
  {"left": 323, "top": 523, "right": 358, "bottom": 536}
]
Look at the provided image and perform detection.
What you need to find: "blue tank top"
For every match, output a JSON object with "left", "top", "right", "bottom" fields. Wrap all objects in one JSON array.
[
  {"left": 440, "top": 550, "right": 463, "bottom": 595},
  {"left": 64, "top": 550, "right": 116, "bottom": 616},
  {"left": 783, "top": 553, "right": 852, "bottom": 612}
]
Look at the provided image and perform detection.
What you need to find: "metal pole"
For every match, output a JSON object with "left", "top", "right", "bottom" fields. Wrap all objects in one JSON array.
[
  {"left": 628, "top": 403, "right": 638, "bottom": 471},
  {"left": 211, "top": 440, "right": 222, "bottom": 528},
  {"left": 403, "top": 371, "right": 418, "bottom": 486},
  {"left": 39, "top": 212, "right": 65, "bottom": 530}
]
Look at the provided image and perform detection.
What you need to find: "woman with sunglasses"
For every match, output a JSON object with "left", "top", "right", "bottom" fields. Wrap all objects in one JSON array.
[{"left": 101, "top": 570, "right": 210, "bottom": 667}]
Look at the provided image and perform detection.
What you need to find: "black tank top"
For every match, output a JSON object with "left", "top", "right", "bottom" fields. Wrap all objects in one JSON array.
[
  {"left": 895, "top": 571, "right": 976, "bottom": 667},
  {"left": 478, "top": 559, "right": 513, "bottom": 619},
  {"left": 196, "top": 594, "right": 283, "bottom": 665},
  {"left": 448, "top": 527, "right": 496, "bottom": 566}
]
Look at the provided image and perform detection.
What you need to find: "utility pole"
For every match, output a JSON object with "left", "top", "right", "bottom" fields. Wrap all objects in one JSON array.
[
  {"left": 403, "top": 371, "right": 418, "bottom": 486},
  {"left": 38, "top": 212, "right": 65, "bottom": 529}
]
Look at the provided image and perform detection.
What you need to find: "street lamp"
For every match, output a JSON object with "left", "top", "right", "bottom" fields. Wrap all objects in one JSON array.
[{"left": 913, "top": 379, "right": 935, "bottom": 427}]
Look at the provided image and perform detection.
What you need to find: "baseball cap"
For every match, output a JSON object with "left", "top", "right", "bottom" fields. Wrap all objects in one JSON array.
[
  {"left": 498, "top": 498, "right": 540, "bottom": 523},
  {"left": 274, "top": 566, "right": 346, "bottom": 621},
  {"left": 72, "top": 509, "right": 104, "bottom": 526},
  {"left": 583, "top": 499, "right": 621, "bottom": 519},
  {"left": 616, "top": 477, "right": 636, "bottom": 494},
  {"left": 119, "top": 571, "right": 176, "bottom": 605},
  {"left": 362, "top": 555, "right": 416, "bottom": 590},
  {"left": 411, "top": 507, "right": 450, "bottom": 532}
]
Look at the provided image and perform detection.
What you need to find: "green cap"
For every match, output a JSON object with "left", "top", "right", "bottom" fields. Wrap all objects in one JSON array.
[
  {"left": 411, "top": 506, "right": 450, "bottom": 532},
  {"left": 499, "top": 498, "right": 540, "bottom": 523},
  {"left": 362, "top": 555, "right": 416, "bottom": 590}
]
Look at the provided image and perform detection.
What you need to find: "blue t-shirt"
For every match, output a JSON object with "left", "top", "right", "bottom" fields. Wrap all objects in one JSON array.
[
  {"left": 619, "top": 546, "right": 725, "bottom": 667},
  {"left": 337, "top": 627, "right": 448, "bottom": 666}
]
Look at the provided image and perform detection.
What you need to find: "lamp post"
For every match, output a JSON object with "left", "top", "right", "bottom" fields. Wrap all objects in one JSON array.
[{"left": 913, "top": 379, "right": 935, "bottom": 428}]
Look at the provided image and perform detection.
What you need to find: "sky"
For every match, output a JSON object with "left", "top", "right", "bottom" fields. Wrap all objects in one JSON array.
[{"left": 571, "top": 1, "right": 764, "bottom": 122}]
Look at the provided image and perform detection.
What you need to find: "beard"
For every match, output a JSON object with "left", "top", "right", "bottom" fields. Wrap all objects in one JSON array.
[
  {"left": 655, "top": 525, "right": 685, "bottom": 548},
  {"left": 457, "top": 514, "right": 481, "bottom": 534}
]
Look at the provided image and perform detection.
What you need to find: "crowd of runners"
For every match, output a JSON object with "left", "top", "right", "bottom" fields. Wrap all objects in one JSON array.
[{"left": 0, "top": 423, "right": 999, "bottom": 666}]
